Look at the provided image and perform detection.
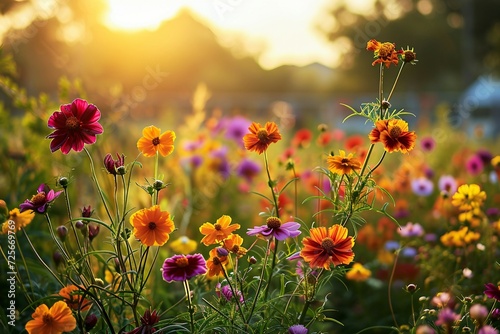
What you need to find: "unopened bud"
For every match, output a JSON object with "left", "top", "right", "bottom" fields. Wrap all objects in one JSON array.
[
  {"left": 58, "top": 177, "right": 69, "bottom": 188},
  {"left": 57, "top": 225, "right": 68, "bottom": 242}
]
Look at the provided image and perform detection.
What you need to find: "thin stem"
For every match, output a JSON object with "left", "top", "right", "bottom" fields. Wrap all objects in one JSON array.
[
  {"left": 388, "top": 248, "right": 400, "bottom": 328},
  {"left": 263, "top": 239, "right": 279, "bottom": 301},
  {"left": 153, "top": 151, "right": 159, "bottom": 206},
  {"left": 84, "top": 147, "right": 113, "bottom": 223},
  {"left": 264, "top": 151, "right": 279, "bottom": 218},
  {"left": 246, "top": 240, "right": 271, "bottom": 324},
  {"left": 221, "top": 265, "right": 246, "bottom": 323},
  {"left": 386, "top": 62, "right": 405, "bottom": 103},
  {"left": 184, "top": 280, "right": 195, "bottom": 333},
  {"left": 379, "top": 63, "right": 384, "bottom": 119}
]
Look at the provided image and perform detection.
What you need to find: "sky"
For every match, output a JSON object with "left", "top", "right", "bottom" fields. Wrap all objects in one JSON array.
[{"left": 104, "top": 0, "right": 339, "bottom": 69}]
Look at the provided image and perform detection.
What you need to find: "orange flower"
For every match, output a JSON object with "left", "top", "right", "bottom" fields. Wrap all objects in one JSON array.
[
  {"left": 366, "top": 39, "right": 402, "bottom": 68},
  {"left": 58, "top": 285, "right": 92, "bottom": 311},
  {"left": 130, "top": 205, "right": 175, "bottom": 246},
  {"left": 300, "top": 225, "right": 355, "bottom": 270},
  {"left": 327, "top": 150, "right": 362, "bottom": 175},
  {"left": 346, "top": 263, "right": 372, "bottom": 282},
  {"left": 369, "top": 119, "right": 416, "bottom": 153},
  {"left": 137, "top": 125, "right": 176, "bottom": 157},
  {"left": 222, "top": 233, "right": 247, "bottom": 257},
  {"left": 243, "top": 121, "right": 282, "bottom": 154},
  {"left": 199, "top": 215, "right": 240, "bottom": 246},
  {"left": 25, "top": 301, "right": 77, "bottom": 334},
  {"left": 206, "top": 248, "right": 229, "bottom": 278}
]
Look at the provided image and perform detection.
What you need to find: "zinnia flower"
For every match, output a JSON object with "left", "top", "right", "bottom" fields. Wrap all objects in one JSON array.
[
  {"left": 346, "top": 263, "right": 372, "bottom": 282},
  {"left": 129, "top": 205, "right": 175, "bottom": 246},
  {"left": 369, "top": 119, "right": 416, "bottom": 153},
  {"left": 327, "top": 150, "right": 362, "bottom": 175},
  {"left": 451, "top": 184, "right": 486, "bottom": 211},
  {"left": 484, "top": 283, "right": 500, "bottom": 301},
  {"left": 366, "top": 39, "right": 402, "bottom": 68},
  {"left": 1, "top": 208, "right": 34, "bottom": 234},
  {"left": 161, "top": 254, "right": 207, "bottom": 282},
  {"left": 58, "top": 285, "right": 92, "bottom": 311},
  {"left": 247, "top": 217, "right": 301, "bottom": 241},
  {"left": 243, "top": 121, "right": 282, "bottom": 154},
  {"left": 25, "top": 301, "right": 77, "bottom": 334},
  {"left": 199, "top": 215, "right": 240, "bottom": 246},
  {"left": 137, "top": 125, "right": 176, "bottom": 157},
  {"left": 124, "top": 309, "right": 160, "bottom": 334},
  {"left": 47, "top": 98, "right": 103, "bottom": 154},
  {"left": 19, "top": 184, "right": 63, "bottom": 214},
  {"left": 466, "top": 155, "right": 484, "bottom": 175},
  {"left": 300, "top": 225, "right": 355, "bottom": 269}
]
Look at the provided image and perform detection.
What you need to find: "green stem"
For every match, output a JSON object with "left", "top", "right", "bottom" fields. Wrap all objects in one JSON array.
[
  {"left": 264, "top": 151, "right": 279, "bottom": 218},
  {"left": 221, "top": 264, "right": 246, "bottom": 323},
  {"left": 246, "top": 240, "right": 271, "bottom": 324},
  {"left": 153, "top": 151, "right": 159, "bottom": 206},
  {"left": 379, "top": 63, "right": 384, "bottom": 119},
  {"left": 388, "top": 248, "right": 400, "bottom": 328},
  {"left": 263, "top": 239, "right": 279, "bottom": 301},
  {"left": 184, "top": 280, "right": 195, "bottom": 333},
  {"left": 84, "top": 148, "right": 113, "bottom": 224},
  {"left": 386, "top": 62, "right": 405, "bottom": 103}
]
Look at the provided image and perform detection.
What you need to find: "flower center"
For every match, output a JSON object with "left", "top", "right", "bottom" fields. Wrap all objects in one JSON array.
[
  {"left": 212, "top": 257, "right": 221, "bottom": 265},
  {"left": 31, "top": 192, "right": 47, "bottom": 206},
  {"left": 42, "top": 313, "right": 54, "bottom": 324},
  {"left": 214, "top": 223, "right": 222, "bottom": 231},
  {"left": 148, "top": 222, "right": 156, "bottom": 230},
  {"left": 231, "top": 245, "right": 240, "bottom": 253},
  {"left": 379, "top": 43, "right": 394, "bottom": 59},
  {"left": 321, "top": 237, "right": 335, "bottom": 255},
  {"left": 389, "top": 126, "right": 402, "bottom": 138},
  {"left": 65, "top": 116, "right": 81, "bottom": 130},
  {"left": 257, "top": 129, "right": 269, "bottom": 142},
  {"left": 341, "top": 158, "right": 349, "bottom": 165},
  {"left": 152, "top": 137, "right": 160, "bottom": 146},
  {"left": 175, "top": 257, "right": 189, "bottom": 268},
  {"left": 266, "top": 217, "right": 282, "bottom": 229}
]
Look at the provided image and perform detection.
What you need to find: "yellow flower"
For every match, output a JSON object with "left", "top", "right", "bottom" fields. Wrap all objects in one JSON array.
[
  {"left": 199, "top": 215, "right": 240, "bottom": 246},
  {"left": 137, "top": 125, "right": 176, "bottom": 157},
  {"left": 25, "top": 301, "right": 76, "bottom": 334},
  {"left": 346, "top": 263, "right": 372, "bottom": 282},
  {"left": 491, "top": 155, "right": 500, "bottom": 168},
  {"left": 440, "top": 227, "right": 480, "bottom": 247},
  {"left": 327, "top": 150, "right": 362, "bottom": 175},
  {"left": 130, "top": 205, "right": 175, "bottom": 246},
  {"left": 1, "top": 208, "right": 35, "bottom": 234},
  {"left": 169, "top": 236, "right": 198, "bottom": 254},
  {"left": 451, "top": 184, "right": 486, "bottom": 211}
]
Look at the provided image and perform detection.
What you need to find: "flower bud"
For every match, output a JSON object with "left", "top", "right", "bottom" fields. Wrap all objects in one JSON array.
[
  {"left": 58, "top": 177, "right": 69, "bottom": 188},
  {"left": 153, "top": 179, "right": 164, "bottom": 191},
  {"left": 104, "top": 153, "right": 125, "bottom": 176},
  {"left": 248, "top": 256, "right": 257, "bottom": 265},
  {"left": 469, "top": 304, "right": 488, "bottom": 324},
  {"left": 84, "top": 313, "right": 98, "bottom": 331},
  {"left": 81, "top": 205, "right": 93, "bottom": 218},
  {"left": 88, "top": 224, "right": 100, "bottom": 242},
  {"left": 75, "top": 220, "right": 85, "bottom": 229},
  {"left": 57, "top": 225, "right": 68, "bottom": 242},
  {"left": 406, "top": 283, "right": 418, "bottom": 294},
  {"left": 216, "top": 247, "right": 229, "bottom": 257},
  {"left": 53, "top": 250, "right": 64, "bottom": 267}
]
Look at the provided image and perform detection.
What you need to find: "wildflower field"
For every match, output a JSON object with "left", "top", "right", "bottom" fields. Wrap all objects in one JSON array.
[{"left": 1, "top": 40, "right": 500, "bottom": 334}]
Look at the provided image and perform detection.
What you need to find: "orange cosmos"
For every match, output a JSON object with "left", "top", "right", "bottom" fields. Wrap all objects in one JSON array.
[
  {"left": 130, "top": 205, "right": 175, "bottom": 246},
  {"left": 327, "top": 150, "right": 362, "bottom": 175},
  {"left": 300, "top": 225, "right": 355, "bottom": 270},
  {"left": 137, "top": 125, "right": 176, "bottom": 157},
  {"left": 243, "top": 121, "right": 282, "bottom": 154},
  {"left": 58, "top": 285, "right": 92, "bottom": 311},
  {"left": 205, "top": 248, "right": 229, "bottom": 278},
  {"left": 369, "top": 119, "right": 416, "bottom": 153},
  {"left": 199, "top": 215, "right": 240, "bottom": 246},
  {"left": 25, "top": 301, "right": 77, "bottom": 334}
]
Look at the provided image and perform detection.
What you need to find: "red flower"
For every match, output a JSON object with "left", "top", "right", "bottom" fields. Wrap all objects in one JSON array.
[{"left": 47, "top": 98, "right": 103, "bottom": 154}]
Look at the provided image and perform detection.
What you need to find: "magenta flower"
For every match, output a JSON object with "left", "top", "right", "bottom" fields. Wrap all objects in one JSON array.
[
  {"left": 478, "top": 326, "right": 499, "bottom": 334},
  {"left": 466, "top": 155, "right": 484, "bottom": 175},
  {"left": 47, "top": 98, "right": 104, "bottom": 154},
  {"left": 398, "top": 222, "right": 424, "bottom": 237},
  {"left": 236, "top": 158, "right": 261, "bottom": 183},
  {"left": 104, "top": 153, "right": 125, "bottom": 175},
  {"left": 124, "top": 309, "right": 159, "bottom": 334},
  {"left": 247, "top": 217, "right": 301, "bottom": 241},
  {"left": 288, "top": 324, "right": 308, "bottom": 334},
  {"left": 484, "top": 283, "right": 500, "bottom": 301},
  {"left": 19, "top": 184, "right": 62, "bottom": 214},
  {"left": 161, "top": 254, "right": 207, "bottom": 282},
  {"left": 435, "top": 308, "right": 460, "bottom": 326},
  {"left": 216, "top": 283, "right": 244, "bottom": 303},
  {"left": 420, "top": 136, "right": 436, "bottom": 152}
]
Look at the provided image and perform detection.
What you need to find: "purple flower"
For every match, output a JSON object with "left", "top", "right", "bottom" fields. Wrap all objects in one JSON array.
[
  {"left": 469, "top": 303, "right": 488, "bottom": 322},
  {"left": 466, "top": 155, "right": 484, "bottom": 175},
  {"left": 19, "top": 184, "right": 63, "bottom": 214},
  {"left": 476, "top": 149, "right": 493, "bottom": 165},
  {"left": 435, "top": 308, "right": 460, "bottom": 326},
  {"left": 82, "top": 205, "right": 93, "bottom": 218},
  {"left": 484, "top": 283, "right": 500, "bottom": 301},
  {"left": 411, "top": 177, "right": 434, "bottom": 196},
  {"left": 225, "top": 116, "right": 251, "bottom": 146},
  {"left": 438, "top": 175, "right": 457, "bottom": 194},
  {"left": 288, "top": 324, "right": 308, "bottom": 334},
  {"left": 478, "top": 326, "right": 499, "bottom": 334},
  {"left": 398, "top": 222, "right": 424, "bottom": 237},
  {"left": 247, "top": 217, "right": 301, "bottom": 241},
  {"left": 236, "top": 158, "right": 262, "bottom": 183},
  {"left": 420, "top": 136, "right": 436, "bottom": 152},
  {"left": 491, "top": 308, "right": 500, "bottom": 319},
  {"left": 401, "top": 247, "right": 417, "bottom": 258},
  {"left": 217, "top": 283, "right": 244, "bottom": 303},
  {"left": 104, "top": 153, "right": 125, "bottom": 175},
  {"left": 161, "top": 254, "right": 207, "bottom": 282},
  {"left": 385, "top": 240, "right": 400, "bottom": 251}
]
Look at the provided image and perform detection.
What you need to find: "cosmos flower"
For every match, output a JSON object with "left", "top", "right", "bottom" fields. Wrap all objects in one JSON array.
[
  {"left": 247, "top": 217, "right": 301, "bottom": 241},
  {"left": 19, "top": 184, "right": 63, "bottom": 214},
  {"left": 47, "top": 98, "right": 104, "bottom": 154},
  {"left": 435, "top": 308, "right": 460, "bottom": 327},
  {"left": 411, "top": 177, "right": 434, "bottom": 196},
  {"left": 1, "top": 208, "right": 35, "bottom": 234},
  {"left": 398, "top": 222, "right": 424, "bottom": 237},
  {"left": 300, "top": 225, "right": 355, "bottom": 269},
  {"left": 466, "top": 155, "right": 484, "bottom": 175},
  {"left": 243, "top": 121, "right": 282, "bottom": 154},
  {"left": 288, "top": 324, "right": 308, "bottom": 334},
  {"left": 366, "top": 39, "right": 402, "bottom": 68},
  {"left": 25, "top": 301, "right": 77, "bottom": 334},
  {"left": 484, "top": 283, "right": 500, "bottom": 301},
  {"left": 369, "top": 119, "right": 416, "bottom": 153},
  {"left": 161, "top": 254, "right": 207, "bottom": 282},
  {"left": 206, "top": 248, "right": 229, "bottom": 278},
  {"left": 199, "top": 215, "right": 240, "bottom": 246},
  {"left": 235, "top": 158, "right": 262, "bottom": 183},
  {"left": 129, "top": 206, "right": 175, "bottom": 247},
  {"left": 438, "top": 175, "right": 457, "bottom": 195},
  {"left": 58, "top": 285, "right": 92, "bottom": 311},
  {"left": 104, "top": 153, "right": 125, "bottom": 175},
  {"left": 327, "top": 150, "right": 362, "bottom": 175},
  {"left": 420, "top": 136, "right": 435, "bottom": 151},
  {"left": 137, "top": 125, "right": 176, "bottom": 157},
  {"left": 222, "top": 233, "right": 247, "bottom": 257},
  {"left": 345, "top": 263, "right": 372, "bottom": 282}
]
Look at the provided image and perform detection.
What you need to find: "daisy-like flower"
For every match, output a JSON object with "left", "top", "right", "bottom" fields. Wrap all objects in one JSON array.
[
  {"left": 345, "top": 263, "right": 372, "bottom": 282},
  {"left": 411, "top": 177, "right": 434, "bottom": 197},
  {"left": 58, "top": 285, "right": 92, "bottom": 311},
  {"left": 247, "top": 217, "right": 301, "bottom": 241},
  {"left": 124, "top": 309, "right": 160, "bottom": 334},
  {"left": 1, "top": 208, "right": 35, "bottom": 234},
  {"left": 161, "top": 254, "right": 207, "bottom": 282},
  {"left": 19, "top": 184, "right": 63, "bottom": 214},
  {"left": 398, "top": 222, "right": 424, "bottom": 237},
  {"left": 47, "top": 98, "right": 103, "bottom": 154},
  {"left": 222, "top": 233, "right": 247, "bottom": 257},
  {"left": 129, "top": 205, "right": 175, "bottom": 247},
  {"left": 169, "top": 236, "right": 198, "bottom": 254},
  {"left": 484, "top": 283, "right": 500, "bottom": 301},
  {"left": 327, "top": 150, "right": 362, "bottom": 175},
  {"left": 451, "top": 184, "right": 486, "bottom": 211},
  {"left": 199, "top": 215, "right": 240, "bottom": 246},
  {"left": 137, "top": 125, "right": 176, "bottom": 157},
  {"left": 25, "top": 301, "right": 77, "bottom": 334},
  {"left": 206, "top": 248, "right": 229, "bottom": 278},
  {"left": 300, "top": 225, "right": 355, "bottom": 270},
  {"left": 243, "top": 121, "right": 282, "bottom": 154},
  {"left": 369, "top": 119, "right": 417, "bottom": 153},
  {"left": 366, "top": 39, "right": 402, "bottom": 68}
]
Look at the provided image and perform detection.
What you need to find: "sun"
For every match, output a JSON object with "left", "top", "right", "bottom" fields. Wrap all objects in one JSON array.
[{"left": 104, "top": 0, "right": 187, "bottom": 31}]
